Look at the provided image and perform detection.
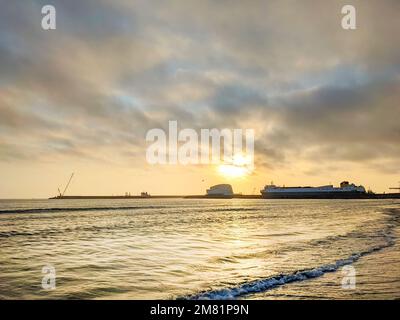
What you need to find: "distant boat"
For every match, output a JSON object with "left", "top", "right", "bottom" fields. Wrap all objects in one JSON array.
[{"left": 261, "top": 181, "right": 367, "bottom": 199}]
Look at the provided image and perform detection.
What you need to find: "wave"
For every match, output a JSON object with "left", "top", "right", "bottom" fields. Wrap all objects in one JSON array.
[
  {"left": 0, "top": 205, "right": 167, "bottom": 215},
  {"left": 0, "top": 205, "right": 261, "bottom": 215},
  {"left": 181, "top": 209, "right": 399, "bottom": 300},
  {"left": 183, "top": 241, "right": 393, "bottom": 300},
  {"left": 204, "top": 207, "right": 261, "bottom": 212},
  {"left": 0, "top": 223, "right": 124, "bottom": 238}
]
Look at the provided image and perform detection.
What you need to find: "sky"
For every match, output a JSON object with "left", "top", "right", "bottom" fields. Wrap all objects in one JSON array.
[{"left": 0, "top": 0, "right": 399, "bottom": 198}]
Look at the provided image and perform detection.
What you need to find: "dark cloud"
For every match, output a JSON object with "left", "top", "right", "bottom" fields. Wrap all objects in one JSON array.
[{"left": 0, "top": 0, "right": 399, "bottom": 174}]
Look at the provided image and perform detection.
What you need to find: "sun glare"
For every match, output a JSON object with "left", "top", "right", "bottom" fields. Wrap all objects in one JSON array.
[{"left": 217, "top": 154, "right": 253, "bottom": 178}]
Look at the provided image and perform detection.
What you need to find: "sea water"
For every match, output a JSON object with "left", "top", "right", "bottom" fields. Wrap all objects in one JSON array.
[{"left": 0, "top": 199, "right": 399, "bottom": 299}]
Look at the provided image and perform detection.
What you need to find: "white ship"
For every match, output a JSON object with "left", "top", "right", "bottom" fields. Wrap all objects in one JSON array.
[
  {"left": 261, "top": 181, "right": 366, "bottom": 199},
  {"left": 206, "top": 184, "right": 234, "bottom": 198}
]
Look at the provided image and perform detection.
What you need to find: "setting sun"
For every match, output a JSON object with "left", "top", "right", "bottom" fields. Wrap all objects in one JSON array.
[
  {"left": 218, "top": 154, "right": 253, "bottom": 178},
  {"left": 218, "top": 164, "right": 248, "bottom": 178}
]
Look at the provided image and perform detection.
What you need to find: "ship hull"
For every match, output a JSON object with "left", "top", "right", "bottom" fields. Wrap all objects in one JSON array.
[{"left": 261, "top": 191, "right": 369, "bottom": 199}]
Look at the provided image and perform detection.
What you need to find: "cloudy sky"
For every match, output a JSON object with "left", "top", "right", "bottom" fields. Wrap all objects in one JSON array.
[{"left": 0, "top": 0, "right": 399, "bottom": 198}]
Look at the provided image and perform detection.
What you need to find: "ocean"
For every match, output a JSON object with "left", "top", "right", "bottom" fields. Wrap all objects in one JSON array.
[{"left": 0, "top": 199, "right": 399, "bottom": 299}]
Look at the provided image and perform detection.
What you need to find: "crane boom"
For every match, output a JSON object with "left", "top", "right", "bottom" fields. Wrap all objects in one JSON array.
[{"left": 62, "top": 173, "right": 74, "bottom": 196}]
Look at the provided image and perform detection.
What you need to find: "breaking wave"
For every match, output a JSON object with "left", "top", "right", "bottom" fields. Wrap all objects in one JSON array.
[
  {"left": 184, "top": 240, "right": 394, "bottom": 300},
  {"left": 182, "top": 209, "right": 399, "bottom": 300}
]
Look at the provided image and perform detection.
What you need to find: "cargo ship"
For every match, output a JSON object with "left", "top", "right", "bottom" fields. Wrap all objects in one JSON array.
[{"left": 260, "top": 181, "right": 369, "bottom": 199}]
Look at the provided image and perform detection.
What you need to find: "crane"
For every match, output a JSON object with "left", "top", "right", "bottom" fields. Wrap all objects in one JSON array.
[{"left": 59, "top": 173, "right": 74, "bottom": 198}]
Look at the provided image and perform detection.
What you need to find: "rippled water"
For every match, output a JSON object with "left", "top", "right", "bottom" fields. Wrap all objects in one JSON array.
[{"left": 0, "top": 199, "right": 399, "bottom": 299}]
